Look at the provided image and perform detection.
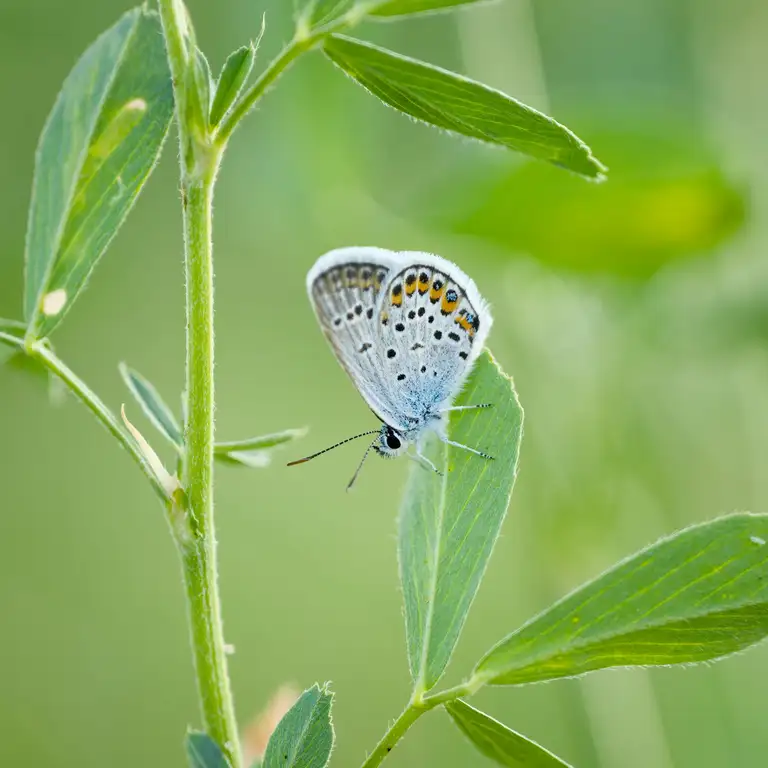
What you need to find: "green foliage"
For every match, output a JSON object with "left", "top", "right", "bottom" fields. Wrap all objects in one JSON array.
[
  {"left": 302, "top": 0, "right": 355, "bottom": 28},
  {"left": 323, "top": 35, "right": 605, "bottom": 179},
  {"left": 370, "top": 0, "right": 495, "bottom": 17},
  {"left": 0, "top": 321, "right": 25, "bottom": 366},
  {"left": 303, "top": 0, "right": 494, "bottom": 26},
  {"left": 189, "top": 46, "right": 214, "bottom": 133},
  {"left": 24, "top": 7, "right": 173, "bottom": 338},
  {"left": 475, "top": 513, "right": 768, "bottom": 686},
  {"left": 445, "top": 700, "right": 572, "bottom": 767},
  {"left": 210, "top": 39, "right": 259, "bottom": 128},
  {"left": 418, "top": 131, "right": 745, "bottom": 278},
  {"left": 263, "top": 685, "right": 334, "bottom": 768},
  {"left": 399, "top": 352, "right": 523, "bottom": 692},
  {"left": 214, "top": 428, "right": 308, "bottom": 468},
  {"left": 119, "top": 362, "right": 182, "bottom": 449},
  {"left": 186, "top": 731, "right": 232, "bottom": 768}
]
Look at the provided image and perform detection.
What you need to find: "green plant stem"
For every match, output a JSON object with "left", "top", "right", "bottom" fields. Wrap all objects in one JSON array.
[
  {"left": 360, "top": 680, "right": 479, "bottom": 768},
  {"left": 0, "top": 332, "right": 167, "bottom": 500},
  {"left": 215, "top": 14, "right": 357, "bottom": 146},
  {"left": 179, "top": 155, "right": 241, "bottom": 766},
  {"left": 157, "top": 0, "right": 241, "bottom": 764}
]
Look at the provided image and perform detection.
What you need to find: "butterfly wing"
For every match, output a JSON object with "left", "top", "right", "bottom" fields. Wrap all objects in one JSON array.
[
  {"left": 307, "top": 246, "right": 407, "bottom": 427},
  {"left": 373, "top": 252, "right": 492, "bottom": 420}
]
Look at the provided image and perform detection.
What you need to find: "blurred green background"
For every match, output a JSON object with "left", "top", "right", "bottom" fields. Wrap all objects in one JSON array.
[{"left": 2, "top": 0, "right": 768, "bottom": 765}]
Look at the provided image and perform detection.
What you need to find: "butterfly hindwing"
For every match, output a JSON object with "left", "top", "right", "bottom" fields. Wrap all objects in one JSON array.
[{"left": 374, "top": 253, "right": 492, "bottom": 419}]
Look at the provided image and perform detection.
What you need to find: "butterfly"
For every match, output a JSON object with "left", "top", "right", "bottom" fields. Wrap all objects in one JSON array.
[{"left": 288, "top": 247, "right": 494, "bottom": 488}]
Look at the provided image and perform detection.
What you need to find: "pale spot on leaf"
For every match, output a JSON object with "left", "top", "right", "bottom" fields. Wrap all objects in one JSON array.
[
  {"left": 751, "top": 535, "right": 765, "bottom": 546},
  {"left": 42, "top": 289, "right": 67, "bottom": 316},
  {"left": 90, "top": 98, "right": 147, "bottom": 159}
]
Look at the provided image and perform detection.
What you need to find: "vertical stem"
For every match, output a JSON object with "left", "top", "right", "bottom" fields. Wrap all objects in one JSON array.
[
  {"left": 157, "top": 1, "right": 240, "bottom": 764},
  {"left": 180, "top": 155, "right": 242, "bottom": 766}
]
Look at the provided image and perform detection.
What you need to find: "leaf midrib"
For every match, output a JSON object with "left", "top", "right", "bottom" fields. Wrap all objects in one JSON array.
[
  {"left": 415, "top": 439, "right": 449, "bottom": 691},
  {"left": 481, "top": 598, "right": 768, "bottom": 681},
  {"left": 27, "top": 9, "right": 140, "bottom": 333},
  {"left": 283, "top": 692, "right": 323, "bottom": 767}
]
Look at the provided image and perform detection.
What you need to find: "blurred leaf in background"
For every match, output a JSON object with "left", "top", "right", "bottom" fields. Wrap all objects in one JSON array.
[{"left": 409, "top": 129, "right": 746, "bottom": 278}]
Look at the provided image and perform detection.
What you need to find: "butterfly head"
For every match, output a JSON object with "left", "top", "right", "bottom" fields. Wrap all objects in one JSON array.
[{"left": 372, "top": 425, "right": 410, "bottom": 459}]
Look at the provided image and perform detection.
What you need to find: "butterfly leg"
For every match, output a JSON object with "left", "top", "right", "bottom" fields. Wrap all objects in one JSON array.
[
  {"left": 442, "top": 403, "right": 494, "bottom": 413},
  {"left": 441, "top": 438, "right": 495, "bottom": 461},
  {"left": 409, "top": 451, "right": 444, "bottom": 477}
]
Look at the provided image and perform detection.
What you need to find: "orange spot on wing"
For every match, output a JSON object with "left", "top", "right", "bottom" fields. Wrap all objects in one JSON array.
[
  {"left": 430, "top": 282, "right": 445, "bottom": 303},
  {"left": 441, "top": 293, "right": 458, "bottom": 314}
]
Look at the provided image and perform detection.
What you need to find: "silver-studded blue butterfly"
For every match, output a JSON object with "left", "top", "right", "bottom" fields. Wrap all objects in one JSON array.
[{"left": 288, "top": 247, "right": 494, "bottom": 488}]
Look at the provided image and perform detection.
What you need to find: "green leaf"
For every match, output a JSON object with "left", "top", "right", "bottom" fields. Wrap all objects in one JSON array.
[
  {"left": 400, "top": 351, "right": 523, "bottom": 692},
  {"left": 323, "top": 35, "right": 605, "bottom": 179},
  {"left": 188, "top": 46, "right": 213, "bottom": 133},
  {"left": 0, "top": 327, "right": 49, "bottom": 379},
  {"left": 210, "top": 36, "right": 259, "bottom": 128},
  {"left": 186, "top": 731, "right": 232, "bottom": 768},
  {"left": 474, "top": 513, "right": 768, "bottom": 686},
  {"left": 119, "top": 362, "right": 182, "bottom": 449},
  {"left": 24, "top": 7, "right": 173, "bottom": 338},
  {"left": 418, "top": 131, "right": 745, "bottom": 279},
  {"left": 0, "top": 322, "right": 25, "bottom": 366},
  {"left": 263, "top": 684, "right": 334, "bottom": 768},
  {"left": 371, "top": 0, "right": 495, "bottom": 18},
  {"left": 303, "top": 0, "right": 355, "bottom": 28},
  {"left": 445, "top": 700, "right": 572, "bottom": 767},
  {"left": 215, "top": 429, "right": 308, "bottom": 451},
  {"left": 214, "top": 427, "right": 308, "bottom": 468}
]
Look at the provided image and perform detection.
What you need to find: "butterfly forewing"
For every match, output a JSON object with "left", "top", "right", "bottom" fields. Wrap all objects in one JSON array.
[
  {"left": 307, "top": 247, "right": 406, "bottom": 426},
  {"left": 375, "top": 254, "right": 492, "bottom": 419}
]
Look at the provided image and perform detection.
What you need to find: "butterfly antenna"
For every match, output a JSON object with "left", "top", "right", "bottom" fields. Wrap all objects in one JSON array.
[
  {"left": 287, "top": 430, "right": 380, "bottom": 467},
  {"left": 346, "top": 438, "right": 379, "bottom": 492}
]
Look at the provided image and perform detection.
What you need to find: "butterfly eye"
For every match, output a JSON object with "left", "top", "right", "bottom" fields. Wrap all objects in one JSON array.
[{"left": 386, "top": 433, "right": 401, "bottom": 450}]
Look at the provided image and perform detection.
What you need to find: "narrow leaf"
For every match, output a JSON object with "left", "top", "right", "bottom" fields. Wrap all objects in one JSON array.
[
  {"left": 215, "top": 428, "right": 307, "bottom": 468},
  {"left": 400, "top": 351, "right": 523, "bottom": 692},
  {"left": 263, "top": 684, "right": 334, "bottom": 768},
  {"left": 0, "top": 323, "right": 25, "bottom": 365},
  {"left": 215, "top": 429, "right": 308, "bottom": 453},
  {"left": 210, "top": 43, "right": 257, "bottom": 128},
  {"left": 323, "top": 35, "right": 605, "bottom": 179},
  {"left": 0, "top": 319, "right": 26, "bottom": 336},
  {"left": 475, "top": 513, "right": 768, "bottom": 686},
  {"left": 189, "top": 46, "right": 213, "bottom": 132},
  {"left": 371, "top": 0, "right": 496, "bottom": 18},
  {"left": 119, "top": 362, "right": 182, "bottom": 448},
  {"left": 303, "top": 0, "right": 355, "bottom": 28},
  {"left": 24, "top": 7, "right": 174, "bottom": 337},
  {"left": 186, "top": 731, "right": 232, "bottom": 768},
  {"left": 445, "top": 700, "right": 572, "bottom": 767}
]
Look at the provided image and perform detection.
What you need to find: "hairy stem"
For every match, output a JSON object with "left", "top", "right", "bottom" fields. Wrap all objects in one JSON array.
[
  {"left": 158, "top": 0, "right": 241, "bottom": 763},
  {"left": 180, "top": 156, "right": 240, "bottom": 765},
  {"left": 360, "top": 681, "right": 477, "bottom": 768}
]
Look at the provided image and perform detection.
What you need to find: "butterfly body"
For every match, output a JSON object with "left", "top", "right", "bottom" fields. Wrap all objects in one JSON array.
[{"left": 295, "top": 247, "right": 494, "bottom": 486}]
